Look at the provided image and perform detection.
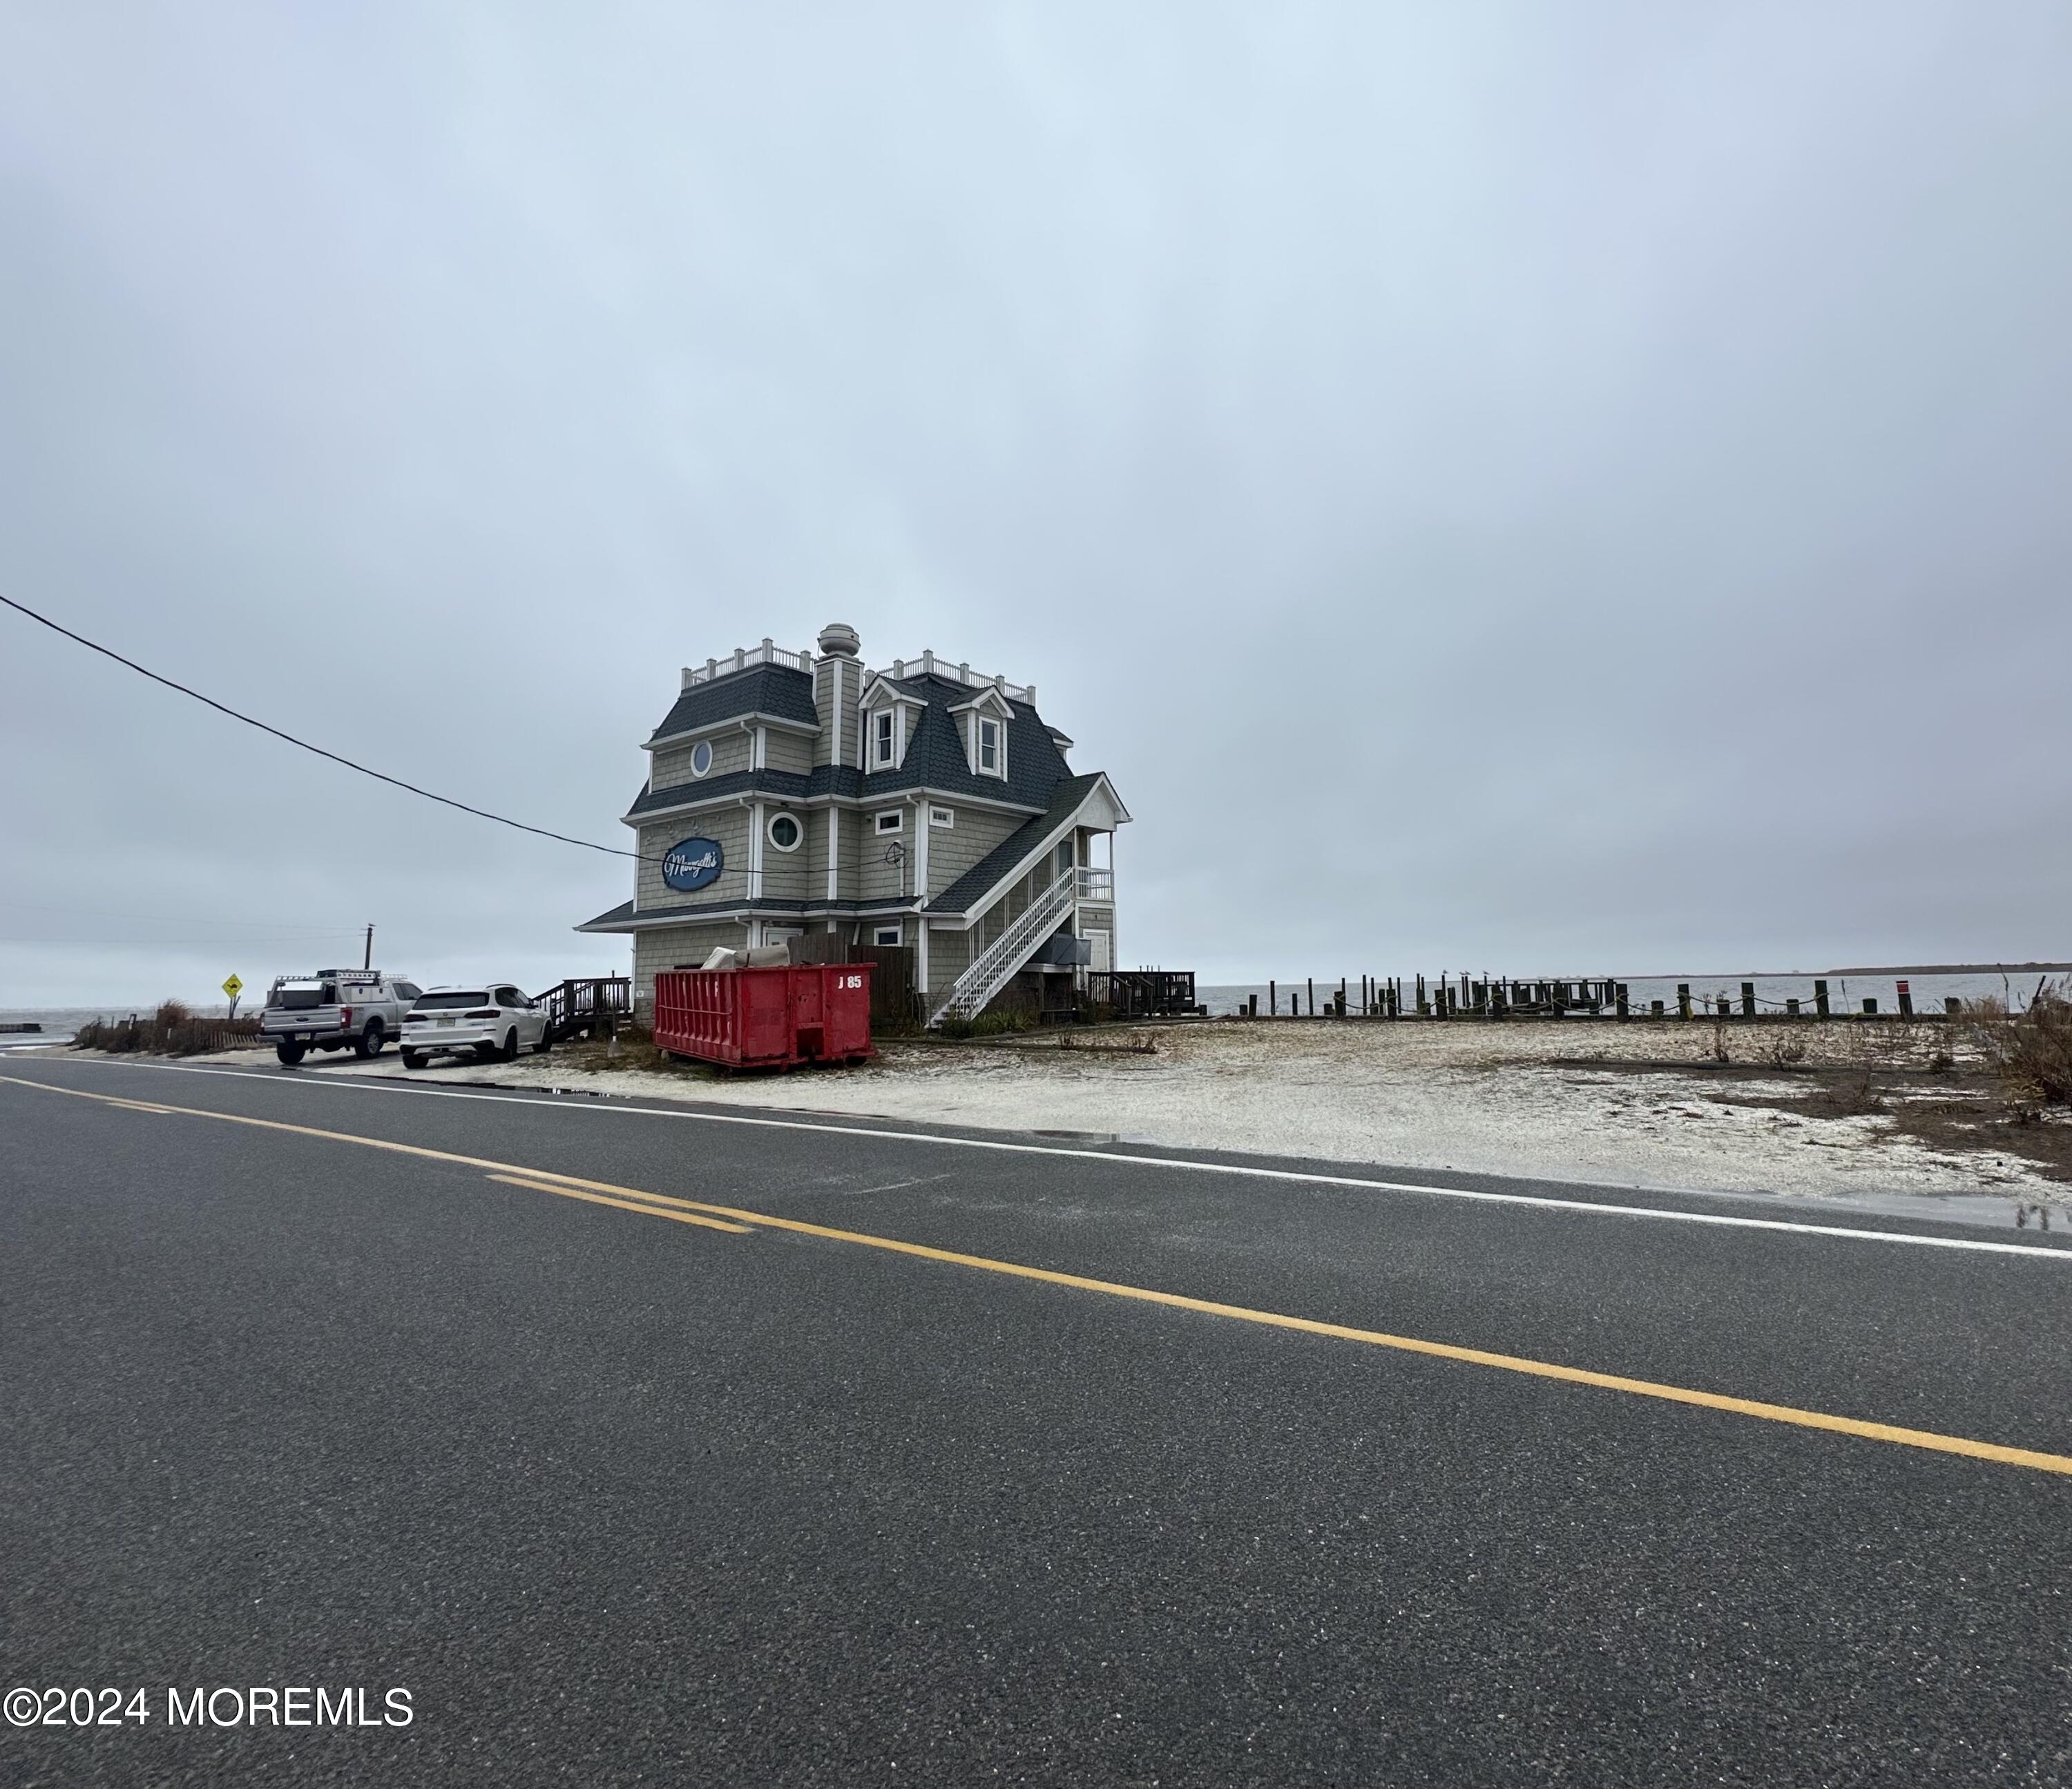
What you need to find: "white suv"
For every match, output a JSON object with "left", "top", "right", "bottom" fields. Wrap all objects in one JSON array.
[{"left": 400, "top": 984, "right": 551, "bottom": 1070}]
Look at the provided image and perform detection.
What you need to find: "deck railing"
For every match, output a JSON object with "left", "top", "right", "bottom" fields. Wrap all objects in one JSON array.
[{"left": 932, "top": 866, "right": 1078, "bottom": 1025}]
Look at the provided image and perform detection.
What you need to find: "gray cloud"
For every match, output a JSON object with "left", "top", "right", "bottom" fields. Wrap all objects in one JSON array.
[{"left": 3, "top": 2, "right": 2067, "bottom": 1004}]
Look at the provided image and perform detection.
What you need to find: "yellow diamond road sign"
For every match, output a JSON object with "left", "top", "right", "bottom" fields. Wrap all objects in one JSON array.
[{"left": 222, "top": 974, "right": 243, "bottom": 1000}]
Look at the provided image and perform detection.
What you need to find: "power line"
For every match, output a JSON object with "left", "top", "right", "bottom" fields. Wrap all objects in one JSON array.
[{"left": 1, "top": 591, "right": 640, "bottom": 863}]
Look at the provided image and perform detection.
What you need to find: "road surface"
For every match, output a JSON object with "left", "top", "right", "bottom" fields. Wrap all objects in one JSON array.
[{"left": 3, "top": 1054, "right": 2069, "bottom": 1785}]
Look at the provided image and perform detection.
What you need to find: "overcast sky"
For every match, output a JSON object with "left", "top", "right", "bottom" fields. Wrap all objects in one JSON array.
[{"left": 3, "top": 3, "right": 2068, "bottom": 1006}]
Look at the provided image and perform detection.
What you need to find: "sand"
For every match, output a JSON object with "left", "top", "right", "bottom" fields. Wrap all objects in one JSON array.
[{"left": 126, "top": 1015, "right": 2066, "bottom": 1200}]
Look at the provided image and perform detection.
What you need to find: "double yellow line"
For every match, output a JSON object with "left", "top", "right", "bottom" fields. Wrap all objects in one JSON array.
[
  {"left": 8, "top": 1069, "right": 2072, "bottom": 1478},
  {"left": 485, "top": 1170, "right": 754, "bottom": 1234}
]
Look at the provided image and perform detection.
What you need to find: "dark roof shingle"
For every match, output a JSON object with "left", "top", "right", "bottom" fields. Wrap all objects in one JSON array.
[
  {"left": 859, "top": 675, "right": 1070, "bottom": 810},
  {"left": 645, "top": 663, "right": 820, "bottom": 743}
]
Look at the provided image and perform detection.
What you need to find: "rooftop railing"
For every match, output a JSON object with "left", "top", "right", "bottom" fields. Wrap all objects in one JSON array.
[
  {"left": 680, "top": 640, "right": 1037, "bottom": 707},
  {"left": 880, "top": 649, "right": 1034, "bottom": 706},
  {"left": 682, "top": 640, "right": 815, "bottom": 688}
]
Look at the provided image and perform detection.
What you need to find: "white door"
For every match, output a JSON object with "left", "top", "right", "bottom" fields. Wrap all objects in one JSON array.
[{"left": 1086, "top": 930, "right": 1112, "bottom": 973}]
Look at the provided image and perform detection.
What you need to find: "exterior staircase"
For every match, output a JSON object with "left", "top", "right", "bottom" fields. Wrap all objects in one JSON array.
[{"left": 931, "top": 865, "right": 1080, "bottom": 1026}]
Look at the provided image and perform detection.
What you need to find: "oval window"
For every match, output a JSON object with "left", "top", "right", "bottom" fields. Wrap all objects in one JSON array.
[
  {"left": 767, "top": 812, "right": 802, "bottom": 852},
  {"left": 689, "top": 740, "right": 713, "bottom": 778}
]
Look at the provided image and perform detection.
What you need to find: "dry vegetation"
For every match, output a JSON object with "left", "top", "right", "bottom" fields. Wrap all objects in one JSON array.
[
  {"left": 1555, "top": 986, "right": 2072, "bottom": 1183},
  {"left": 72, "top": 999, "right": 262, "bottom": 1058}
]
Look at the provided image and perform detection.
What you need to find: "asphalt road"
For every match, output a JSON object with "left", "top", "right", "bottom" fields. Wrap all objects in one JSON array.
[{"left": 3, "top": 1054, "right": 2069, "bottom": 1786}]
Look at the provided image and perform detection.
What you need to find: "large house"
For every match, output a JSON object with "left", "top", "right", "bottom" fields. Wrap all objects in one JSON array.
[{"left": 577, "top": 623, "right": 1129, "bottom": 1024}]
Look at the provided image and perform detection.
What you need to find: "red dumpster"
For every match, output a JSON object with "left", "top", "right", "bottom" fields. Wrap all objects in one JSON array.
[{"left": 653, "top": 964, "right": 873, "bottom": 1069}]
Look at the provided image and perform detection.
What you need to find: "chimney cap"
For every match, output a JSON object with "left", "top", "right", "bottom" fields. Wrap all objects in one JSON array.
[{"left": 816, "top": 622, "right": 861, "bottom": 658}]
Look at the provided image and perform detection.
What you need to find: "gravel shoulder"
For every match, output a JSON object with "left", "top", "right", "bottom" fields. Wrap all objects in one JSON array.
[{"left": 124, "top": 1016, "right": 2072, "bottom": 1200}]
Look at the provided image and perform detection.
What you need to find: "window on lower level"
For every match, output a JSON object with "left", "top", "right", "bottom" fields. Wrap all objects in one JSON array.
[
  {"left": 767, "top": 812, "right": 802, "bottom": 852},
  {"left": 874, "top": 925, "right": 902, "bottom": 946},
  {"left": 929, "top": 805, "right": 954, "bottom": 828},
  {"left": 874, "top": 809, "right": 903, "bottom": 834}
]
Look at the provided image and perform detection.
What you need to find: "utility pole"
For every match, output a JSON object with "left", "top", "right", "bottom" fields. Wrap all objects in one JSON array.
[{"left": 363, "top": 923, "right": 374, "bottom": 970}]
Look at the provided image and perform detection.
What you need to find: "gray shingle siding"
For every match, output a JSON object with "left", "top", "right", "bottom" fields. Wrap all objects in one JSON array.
[
  {"left": 628, "top": 764, "right": 865, "bottom": 821},
  {"left": 923, "top": 807, "right": 1021, "bottom": 901},
  {"left": 929, "top": 774, "right": 1102, "bottom": 915}
]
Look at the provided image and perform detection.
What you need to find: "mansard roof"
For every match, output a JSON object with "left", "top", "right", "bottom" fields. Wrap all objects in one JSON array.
[
  {"left": 629, "top": 667, "right": 1083, "bottom": 819},
  {"left": 858, "top": 673, "right": 1073, "bottom": 810},
  {"left": 644, "top": 662, "right": 820, "bottom": 744}
]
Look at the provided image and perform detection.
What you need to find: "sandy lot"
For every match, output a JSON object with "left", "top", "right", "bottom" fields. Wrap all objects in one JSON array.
[{"left": 144, "top": 1015, "right": 2069, "bottom": 1201}]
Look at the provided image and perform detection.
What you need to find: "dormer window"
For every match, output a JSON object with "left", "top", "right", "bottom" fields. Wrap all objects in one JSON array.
[
  {"left": 874, "top": 709, "right": 896, "bottom": 767},
  {"left": 978, "top": 718, "right": 1001, "bottom": 774}
]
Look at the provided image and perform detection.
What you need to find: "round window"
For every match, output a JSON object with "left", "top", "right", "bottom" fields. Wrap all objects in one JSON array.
[
  {"left": 689, "top": 740, "right": 713, "bottom": 778},
  {"left": 767, "top": 812, "right": 802, "bottom": 852}
]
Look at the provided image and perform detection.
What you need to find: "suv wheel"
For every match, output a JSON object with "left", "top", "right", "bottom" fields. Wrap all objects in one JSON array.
[
  {"left": 401, "top": 1049, "right": 426, "bottom": 1071},
  {"left": 533, "top": 1026, "right": 553, "bottom": 1056},
  {"left": 355, "top": 1019, "right": 385, "bottom": 1059},
  {"left": 276, "top": 1041, "right": 306, "bottom": 1066},
  {"left": 500, "top": 1028, "right": 520, "bottom": 1062}
]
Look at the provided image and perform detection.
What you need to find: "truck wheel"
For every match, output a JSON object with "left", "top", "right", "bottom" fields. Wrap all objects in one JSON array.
[
  {"left": 355, "top": 1019, "right": 385, "bottom": 1059},
  {"left": 276, "top": 1041, "right": 306, "bottom": 1066},
  {"left": 401, "top": 1049, "right": 426, "bottom": 1071}
]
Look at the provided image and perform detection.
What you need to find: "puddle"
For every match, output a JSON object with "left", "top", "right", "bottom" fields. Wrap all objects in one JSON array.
[{"left": 1749, "top": 1187, "right": 2060, "bottom": 1233}]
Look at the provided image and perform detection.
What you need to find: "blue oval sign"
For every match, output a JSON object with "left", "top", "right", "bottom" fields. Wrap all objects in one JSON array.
[{"left": 662, "top": 837, "right": 723, "bottom": 892}]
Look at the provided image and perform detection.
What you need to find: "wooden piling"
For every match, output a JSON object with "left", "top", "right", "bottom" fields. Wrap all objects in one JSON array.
[
  {"left": 1814, "top": 979, "right": 1830, "bottom": 1017},
  {"left": 1740, "top": 982, "right": 1756, "bottom": 1020}
]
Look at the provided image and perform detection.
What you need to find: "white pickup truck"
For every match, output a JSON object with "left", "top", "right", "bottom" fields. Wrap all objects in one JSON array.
[{"left": 260, "top": 970, "right": 422, "bottom": 1066}]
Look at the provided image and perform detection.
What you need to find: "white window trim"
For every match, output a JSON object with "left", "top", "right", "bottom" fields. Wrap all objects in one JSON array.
[
  {"left": 928, "top": 805, "right": 955, "bottom": 829},
  {"left": 970, "top": 713, "right": 1006, "bottom": 780},
  {"left": 873, "top": 924, "right": 903, "bottom": 946},
  {"left": 688, "top": 740, "right": 713, "bottom": 778},
  {"left": 766, "top": 810, "right": 803, "bottom": 854},
  {"left": 874, "top": 809, "right": 904, "bottom": 834},
  {"left": 870, "top": 706, "right": 902, "bottom": 769}
]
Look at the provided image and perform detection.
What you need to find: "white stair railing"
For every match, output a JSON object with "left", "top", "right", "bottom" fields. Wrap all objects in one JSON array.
[{"left": 932, "top": 866, "right": 1079, "bottom": 1025}]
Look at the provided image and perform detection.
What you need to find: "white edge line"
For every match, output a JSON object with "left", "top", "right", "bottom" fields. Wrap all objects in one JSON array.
[{"left": 10, "top": 1056, "right": 2070, "bottom": 1263}]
